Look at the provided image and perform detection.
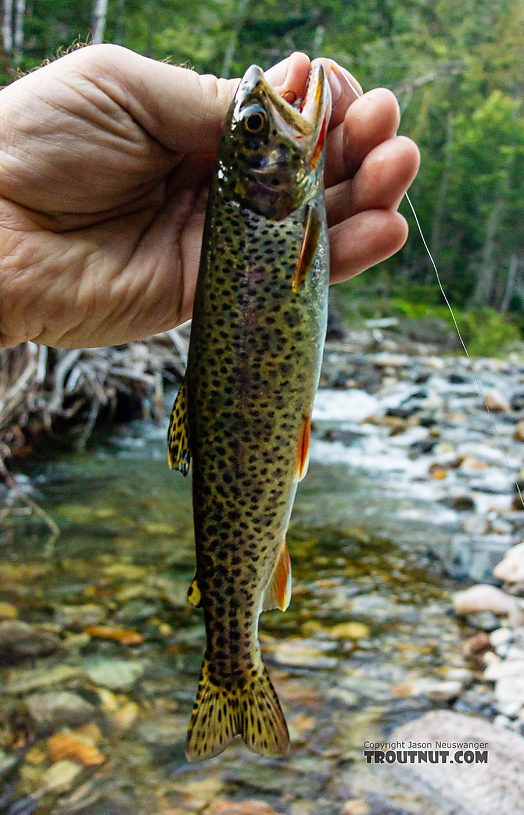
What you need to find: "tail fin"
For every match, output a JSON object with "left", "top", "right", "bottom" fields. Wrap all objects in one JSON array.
[{"left": 186, "top": 657, "right": 289, "bottom": 761}]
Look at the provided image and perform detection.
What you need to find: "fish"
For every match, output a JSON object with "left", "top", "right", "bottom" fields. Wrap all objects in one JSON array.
[{"left": 167, "top": 61, "right": 331, "bottom": 761}]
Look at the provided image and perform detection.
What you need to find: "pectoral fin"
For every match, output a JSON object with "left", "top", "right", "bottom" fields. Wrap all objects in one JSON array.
[
  {"left": 262, "top": 540, "right": 291, "bottom": 612},
  {"left": 296, "top": 414, "right": 311, "bottom": 482},
  {"left": 292, "top": 201, "right": 322, "bottom": 292},
  {"left": 167, "top": 378, "right": 191, "bottom": 475}
]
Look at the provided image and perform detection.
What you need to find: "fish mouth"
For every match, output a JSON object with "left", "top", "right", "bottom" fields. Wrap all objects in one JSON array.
[{"left": 237, "top": 61, "right": 332, "bottom": 148}]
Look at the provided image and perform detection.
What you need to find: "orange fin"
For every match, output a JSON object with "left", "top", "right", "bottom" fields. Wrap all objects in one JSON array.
[
  {"left": 262, "top": 540, "right": 292, "bottom": 612},
  {"left": 296, "top": 414, "right": 311, "bottom": 482},
  {"left": 167, "top": 378, "right": 191, "bottom": 475},
  {"left": 292, "top": 201, "right": 322, "bottom": 292}
]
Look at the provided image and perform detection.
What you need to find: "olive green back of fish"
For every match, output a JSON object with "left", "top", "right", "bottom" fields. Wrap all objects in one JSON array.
[{"left": 168, "top": 63, "right": 331, "bottom": 761}]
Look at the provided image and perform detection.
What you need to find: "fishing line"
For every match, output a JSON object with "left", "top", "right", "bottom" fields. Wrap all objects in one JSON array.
[{"left": 339, "top": 68, "right": 524, "bottom": 509}]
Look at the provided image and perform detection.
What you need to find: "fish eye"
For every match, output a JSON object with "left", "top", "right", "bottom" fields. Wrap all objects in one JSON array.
[{"left": 242, "top": 106, "right": 267, "bottom": 135}]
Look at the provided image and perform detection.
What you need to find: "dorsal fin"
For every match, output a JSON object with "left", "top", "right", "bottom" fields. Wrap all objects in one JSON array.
[{"left": 262, "top": 540, "right": 291, "bottom": 612}]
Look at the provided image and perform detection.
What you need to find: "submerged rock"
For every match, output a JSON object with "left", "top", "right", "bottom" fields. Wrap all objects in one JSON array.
[
  {"left": 23, "top": 691, "right": 95, "bottom": 731},
  {"left": 0, "top": 621, "right": 60, "bottom": 660}
]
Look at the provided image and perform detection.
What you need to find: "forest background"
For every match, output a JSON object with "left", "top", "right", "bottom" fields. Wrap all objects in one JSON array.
[{"left": 1, "top": 0, "right": 523, "bottom": 351}]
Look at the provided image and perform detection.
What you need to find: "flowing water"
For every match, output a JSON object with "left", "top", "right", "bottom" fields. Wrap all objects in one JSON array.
[{"left": 0, "top": 401, "right": 471, "bottom": 815}]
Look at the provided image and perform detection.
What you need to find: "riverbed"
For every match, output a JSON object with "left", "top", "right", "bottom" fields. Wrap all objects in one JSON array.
[{"left": 1, "top": 335, "right": 523, "bottom": 815}]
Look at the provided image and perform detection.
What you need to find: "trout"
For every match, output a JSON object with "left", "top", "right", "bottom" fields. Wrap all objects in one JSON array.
[{"left": 168, "top": 61, "right": 331, "bottom": 761}]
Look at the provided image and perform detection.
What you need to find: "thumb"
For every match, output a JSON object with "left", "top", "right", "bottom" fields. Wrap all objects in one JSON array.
[{"left": 74, "top": 45, "right": 311, "bottom": 153}]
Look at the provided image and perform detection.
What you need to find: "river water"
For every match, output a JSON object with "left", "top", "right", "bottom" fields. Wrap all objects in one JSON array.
[{"left": 0, "top": 384, "right": 476, "bottom": 815}]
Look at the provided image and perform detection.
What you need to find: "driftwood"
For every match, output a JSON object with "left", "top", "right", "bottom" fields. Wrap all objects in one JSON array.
[
  {"left": 0, "top": 329, "right": 189, "bottom": 460},
  {"left": 0, "top": 329, "right": 189, "bottom": 545}
]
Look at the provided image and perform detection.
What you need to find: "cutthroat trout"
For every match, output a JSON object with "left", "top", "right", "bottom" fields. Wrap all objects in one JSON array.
[{"left": 168, "top": 62, "right": 331, "bottom": 761}]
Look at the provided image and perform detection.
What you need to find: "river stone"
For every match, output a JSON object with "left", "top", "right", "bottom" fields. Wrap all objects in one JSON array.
[
  {"left": 0, "top": 620, "right": 60, "bottom": 660},
  {"left": 54, "top": 603, "right": 108, "bottom": 630},
  {"left": 493, "top": 542, "right": 524, "bottom": 583},
  {"left": 483, "top": 389, "right": 511, "bottom": 412},
  {"left": 453, "top": 584, "right": 521, "bottom": 622},
  {"left": 24, "top": 692, "right": 95, "bottom": 731},
  {"left": 82, "top": 656, "right": 146, "bottom": 689},
  {"left": 494, "top": 675, "right": 524, "bottom": 717},
  {"left": 390, "top": 710, "right": 524, "bottom": 815}
]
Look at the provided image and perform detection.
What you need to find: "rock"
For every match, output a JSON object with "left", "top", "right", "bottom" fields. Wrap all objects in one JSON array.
[
  {"left": 510, "top": 392, "right": 524, "bottom": 411},
  {"left": 328, "top": 622, "right": 369, "bottom": 640},
  {"left": 6, "top": 664, "right": 83, "bottom": 694},
  {"left": 47, "top": 727, "right": 105, "bottom": 766},
  {"left": 107, "top": 700, "right": 139, "bottom": 733},
  {"left": 0, "top": 748, "right": 17, "bottom": 776},
  {"left": 465, "top": 612, "right": 501, "bottom": 631},
  {"left": 514, "top": 421, "right": 524, "bottom": 442},
  {"left": 441, "top": 493, "right": 476, "bottom": 511},
  {"left": 205, "top": 800, "right": 284, "bottom": 815},
  {"left": 41, "top": 759, "right": 81, "bottom": 793},
  {"left": 136, "top": 713, "right": 186, "bottom": 745},
  {"left": 390, "top": 710, "right": 524, "bottom": 815},
  {"left": 462, "top": 514, "right": 489, "bottom": 534},
  {"left": 485, "top": 659, "right": 524, "bottom": 681},
  {"left": 463, "top": 631, "right": 492, "bottom": 659},
  {"left": 484, "top": 389, "right": 511, "bottom": 412},
  {"left": 454, "top": 584, "right": 522, "bottom": 624},
  {"left": 0, "top": 620, "right": 60, "bottom": 660},
  {"left": 82, "top": 657, "right": 146, "bottom": 689},
  {"left": 54, "top": 603, "right": 107, "bottom": 630},
  {"left": 490, "top": 627, "right": 513, "bottom": 652},
  {"left": 0, "top": 601, "right": 18, "bottom": 619},
  {"left": 494, "top": 542, "right": 524, "bottom": 583},
  {"left": 340, "top": 802, "right": 370, "bottom": 815},
  {"left": 83, "top": 625, "right": 144, "bottom": 645},
  {"left": 391, "top": 677, "right": 463, "bottom": 702},
  {"left": 24, "top": 692, "right": 95, "bottom": 731},
  {"left": 494, "top": 676, "right": 524, "bottom": 717}
]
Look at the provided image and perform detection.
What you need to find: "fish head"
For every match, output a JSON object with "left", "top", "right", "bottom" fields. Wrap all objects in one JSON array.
[{"left": 220, "top": 61, "right": 332, "bottom": 219}]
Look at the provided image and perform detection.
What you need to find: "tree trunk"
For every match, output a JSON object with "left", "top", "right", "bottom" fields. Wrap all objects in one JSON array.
[
  {"left": 91, "top": 0, "right": 108, "bottom": 45},
  {"left": 472, "top": 196, "right": 505, "bottom": 306},
  {"left": 312, "top": 24, "right": 325, "bottom": 59},
  {"left": 500, "top": 254, "right": 519, "bottom": 312},
  {"left": 113, "top": 0, "right": 125, "bottom": 44},
  {"left": 13, "top": 0, "right": 24, "bottom": 57},
  {"left": 2, "top": 0, "right": 12, "bottom": 53},
  {"left": 221, "top": 0, "right": 250, "bottom": 79},
  {"left": 430, "top": 115, "right": 453, "bottom": 268}
]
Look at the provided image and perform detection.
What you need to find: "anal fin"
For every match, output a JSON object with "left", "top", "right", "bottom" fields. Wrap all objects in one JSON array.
[
  {"left": 262, "top": 540, "right": 291, "bottom": 612},
  {"left": 292, "top": 201, "right": 322, "bottom": 292},
  {"left": 167, "top": 378, "right": 191, "bottom": 475}
]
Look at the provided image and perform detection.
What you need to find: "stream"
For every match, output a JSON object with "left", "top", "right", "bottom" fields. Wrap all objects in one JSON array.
[{"left": 1, "top": 336, "right": 523, "bottom": 815}]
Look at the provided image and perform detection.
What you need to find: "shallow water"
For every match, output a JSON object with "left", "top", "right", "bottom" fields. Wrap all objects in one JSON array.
[{"left": 0, "top": 409, "right": 469, "bottom": 815}]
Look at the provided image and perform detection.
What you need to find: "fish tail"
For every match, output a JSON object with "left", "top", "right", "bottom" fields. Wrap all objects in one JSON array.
[{"left": 186, "top": 657, "right": 289, "bottom": 761}]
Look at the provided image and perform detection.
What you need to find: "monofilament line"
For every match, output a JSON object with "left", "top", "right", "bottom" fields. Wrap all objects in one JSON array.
[
  {"left": 405, "top": 192, "right": 523, "bottom": 509},
  {"left": 340, "top": 69, "right": 523, "bottom": 509}
]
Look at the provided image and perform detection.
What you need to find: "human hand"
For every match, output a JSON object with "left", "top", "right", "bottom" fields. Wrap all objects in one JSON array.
[{"left": 0, "top": 46, "right": 419, "bottom": 348}]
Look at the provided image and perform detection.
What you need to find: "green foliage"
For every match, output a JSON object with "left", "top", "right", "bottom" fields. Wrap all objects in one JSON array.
[{"left": 391, "top": 300, "right": 520, "bottom": 356}]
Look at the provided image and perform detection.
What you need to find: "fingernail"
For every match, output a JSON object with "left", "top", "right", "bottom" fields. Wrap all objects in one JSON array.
[{"left": 328, "top": 64, "right": 342, "bottom": 105}]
